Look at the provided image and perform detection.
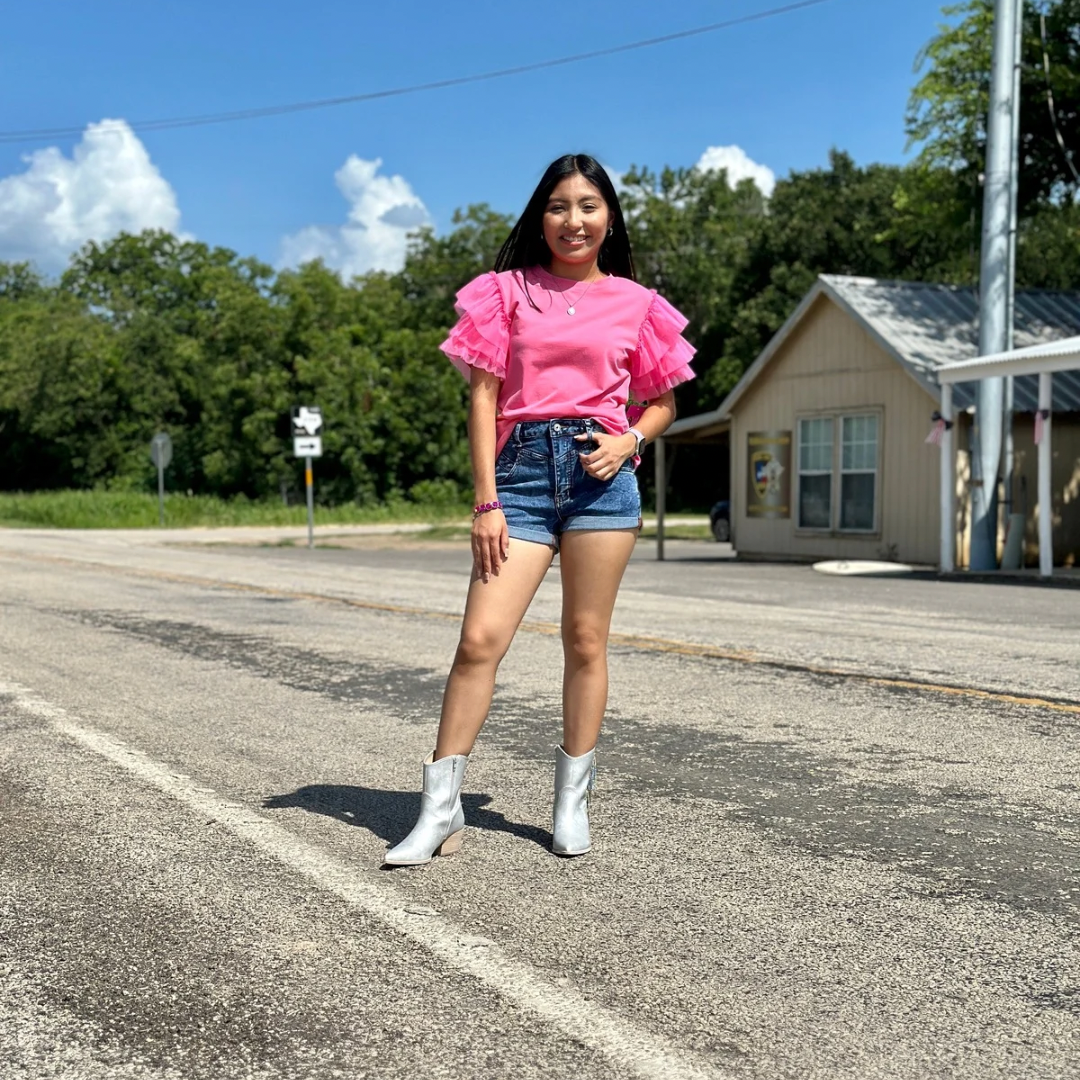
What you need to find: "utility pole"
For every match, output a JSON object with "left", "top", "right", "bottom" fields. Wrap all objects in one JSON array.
[
  {"left": 1003, "top": 0, "right": 1023, "bottom": 524},
  {"left": 971, "top": 0, "right": 1020, "bottom": 570}
]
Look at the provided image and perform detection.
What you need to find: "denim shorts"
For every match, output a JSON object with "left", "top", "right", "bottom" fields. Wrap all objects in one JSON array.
[{"left": 495, "top": 418, "right": 642, "bottom": 551}]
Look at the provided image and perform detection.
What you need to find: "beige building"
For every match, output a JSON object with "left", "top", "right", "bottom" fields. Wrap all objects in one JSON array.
[{"left": 665, "top": 275, "right": 1080, "bottom": 567}]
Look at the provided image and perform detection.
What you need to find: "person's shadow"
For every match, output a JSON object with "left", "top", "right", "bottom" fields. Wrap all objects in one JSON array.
[{"left": 262, "top": 783, "right": 552, "bottom": 858}]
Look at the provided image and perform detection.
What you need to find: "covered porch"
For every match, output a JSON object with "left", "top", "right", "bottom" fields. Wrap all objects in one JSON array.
[
  {"left": 652, "top": 408, "right": 730, "bottom": 560},
  {"left": 936, "top": 336, "right": 1080, "bottom": 578}
]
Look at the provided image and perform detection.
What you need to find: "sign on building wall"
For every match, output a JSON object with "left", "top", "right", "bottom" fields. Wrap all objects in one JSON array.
[{"left": 747, "top": 431, "right": 791, "bottom": 519}]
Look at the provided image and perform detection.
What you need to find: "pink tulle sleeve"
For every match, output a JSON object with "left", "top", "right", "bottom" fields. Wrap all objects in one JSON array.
[
  {"left": 439, "top": 271, "right": 510, "bottom": 381},
  {"left": 629, "top": 292, "right": 697, "bottom": 401}
]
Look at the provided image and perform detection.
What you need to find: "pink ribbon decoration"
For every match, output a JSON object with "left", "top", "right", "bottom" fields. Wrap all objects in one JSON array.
[
  {"left": 925, "top": 411, "right": 951, "bottom": 446},
  {"left": 1034, "top": 408, "right": 1049, "bottom": 445}
]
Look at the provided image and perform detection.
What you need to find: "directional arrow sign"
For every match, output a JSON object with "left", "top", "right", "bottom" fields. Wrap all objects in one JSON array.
[{"left": 294, "top": 435, "right": 322, "bottom": 458}]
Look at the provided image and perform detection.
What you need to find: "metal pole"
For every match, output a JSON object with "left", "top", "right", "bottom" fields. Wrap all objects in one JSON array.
[
  {"left": 157, "top": 461, "right": 165, "bottom": 527},
  {"left": 655, "top": 437, "right": 666, "bottom": 561},
  {"left": 971, "top": 0, "right": 1019, "bottom": 570},
  {"left": 940, "top": 385, "right": 956, "bottom": 573},
  {"left": 1003, "top": 0, "right": 1023, "bottom": 518},
  {"left": 1037, "top": 373, "right": 1052, "bottom": 577},
  {"left": 305, "top": 456, "right": 314, "bottom": 550}
]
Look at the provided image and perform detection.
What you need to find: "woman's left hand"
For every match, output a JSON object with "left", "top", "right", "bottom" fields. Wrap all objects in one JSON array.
[{"left": 576, "top": 431, "right": 636, "bottom": 481}]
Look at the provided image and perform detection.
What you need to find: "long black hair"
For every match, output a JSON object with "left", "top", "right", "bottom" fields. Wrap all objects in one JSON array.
[{"left": 494, "top": 154, "right": 635, "bottom": 281}]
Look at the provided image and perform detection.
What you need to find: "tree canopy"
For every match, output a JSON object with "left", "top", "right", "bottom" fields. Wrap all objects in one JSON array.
[{"left": 908, "top": 0, "right": 1080, "bottom": 212}]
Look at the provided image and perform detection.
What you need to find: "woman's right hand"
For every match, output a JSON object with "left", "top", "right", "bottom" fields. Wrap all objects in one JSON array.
[{"left": 472, "top": 509, "right": 509, "bottom": 583}]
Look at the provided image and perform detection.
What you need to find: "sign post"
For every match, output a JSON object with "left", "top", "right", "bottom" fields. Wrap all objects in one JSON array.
[
  {"left": 149, "top": 432, "right": 173, "bottom": 527},
  {"left": 291, "top": 407, "right": 323, "bottom": 549}
]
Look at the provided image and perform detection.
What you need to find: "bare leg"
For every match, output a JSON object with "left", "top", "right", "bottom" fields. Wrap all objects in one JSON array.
[
  {"left": 557, "top": 529, "right": 638, "bottom": 756},
  {"left": 434, "top": 538, "right": 555, "bottom": 759}
]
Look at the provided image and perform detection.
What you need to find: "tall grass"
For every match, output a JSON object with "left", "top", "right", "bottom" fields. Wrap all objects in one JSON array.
[{"left": 0, "top": 490, "right": 471, "bottom": 530}]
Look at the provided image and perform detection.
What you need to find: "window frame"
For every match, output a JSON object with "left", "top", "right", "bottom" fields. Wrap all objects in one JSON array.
[
  {"left": 838, "top": 413, "right": 880, "bottom": 533},
  {"left": 794, "top": 408, "right": 882, "bottom": 536},
  {"left": 795, "top": 415, "right": 834, "bottom": 532}
]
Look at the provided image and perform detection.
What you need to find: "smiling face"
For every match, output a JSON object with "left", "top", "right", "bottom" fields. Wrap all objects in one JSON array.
[{"left": 542, "top": 173, "right": 613, "bottom": 279}]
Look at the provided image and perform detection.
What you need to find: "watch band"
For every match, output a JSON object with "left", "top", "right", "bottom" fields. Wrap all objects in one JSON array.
[{"left": 627, "top": 427, "right": 646, "bottom": 455}]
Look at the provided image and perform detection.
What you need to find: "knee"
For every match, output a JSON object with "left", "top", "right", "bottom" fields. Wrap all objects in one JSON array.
[
  {"left": 564, "top": 621, "right": 607, "bottom": 667},
  {"left": 455, "top": 626, "right": 506, "bottom": 668}
]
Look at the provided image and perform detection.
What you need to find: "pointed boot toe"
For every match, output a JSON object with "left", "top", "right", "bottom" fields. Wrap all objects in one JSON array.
[{"left": 384, "top": 752, "right": 468, "bottom": 866}]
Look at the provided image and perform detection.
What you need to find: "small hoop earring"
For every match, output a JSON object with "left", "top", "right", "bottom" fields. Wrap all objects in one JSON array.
[{"left": 607, "top": 226, "right": 614, "bottom": 238}]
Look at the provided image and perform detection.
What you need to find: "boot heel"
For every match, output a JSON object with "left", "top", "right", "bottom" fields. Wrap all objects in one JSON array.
[
  {"left": 435, "top": 830, "right": 463, "bottom": 856},
  {"left": 383, "top": 753, "right": 469, "bottom": 866}
]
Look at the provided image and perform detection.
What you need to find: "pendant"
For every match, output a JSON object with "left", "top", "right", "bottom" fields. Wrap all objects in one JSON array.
[{"left": 567, "top": 306, "right": 576, "bottom": 315}]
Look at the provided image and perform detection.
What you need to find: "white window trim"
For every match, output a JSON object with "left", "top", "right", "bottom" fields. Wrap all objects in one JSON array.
[
  {"left": 839, "top": 414, "right": 880, "bottom": 534},
  {"left": 795, "top": 416, "right": 834, "bottom": 532},
  {"left": 795, "top": 409, "right": 882, "bottom": 536}
]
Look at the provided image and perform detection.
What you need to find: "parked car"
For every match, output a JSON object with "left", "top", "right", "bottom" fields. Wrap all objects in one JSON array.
[{"left": 709, "top": 500, "right": 730, "bottom": 542}]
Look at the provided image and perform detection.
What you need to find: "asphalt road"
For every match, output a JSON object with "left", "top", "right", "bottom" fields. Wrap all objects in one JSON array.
[{"left": 1, "top": 527, "right": 1079, "bottom": 1080}]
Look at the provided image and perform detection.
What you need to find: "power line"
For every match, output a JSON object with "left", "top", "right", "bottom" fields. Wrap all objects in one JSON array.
[
  {"left": 1039, "top": 12, "right": 1080, "bottom": 185},
  {"left": 0, "top": 0, "right": 835, "bottom": 145}
]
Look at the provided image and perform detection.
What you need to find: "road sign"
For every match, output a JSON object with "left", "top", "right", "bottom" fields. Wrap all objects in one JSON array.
[
  {"left": 291, "top": 406, "right": 323, "bottom": 437},
  {"left": 150, "top": 432, "right": 172, "bottom": 469},
  {"left": 290, "top": 407, "right": 322, "bottom": 548},
  {"left": 293, "top": 435, "right": 323, "bottom": 458},
  {"left": 149, "top": 432, "right": 172, "bottom": 527}
]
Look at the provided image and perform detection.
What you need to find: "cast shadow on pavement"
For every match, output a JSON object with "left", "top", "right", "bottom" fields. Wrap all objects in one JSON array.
[{"left": 262, "top": 784, "right": 552, "bottom": 853}]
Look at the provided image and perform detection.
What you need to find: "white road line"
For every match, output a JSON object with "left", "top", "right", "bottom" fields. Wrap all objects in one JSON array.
[{"left": 2, "top": 680, "right": 726, "bottom": 1080}]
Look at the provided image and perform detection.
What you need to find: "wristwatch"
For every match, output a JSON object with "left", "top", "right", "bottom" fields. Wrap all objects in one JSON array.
[{"left": 627, "top": 427, "right": 646, "bottom": 456}]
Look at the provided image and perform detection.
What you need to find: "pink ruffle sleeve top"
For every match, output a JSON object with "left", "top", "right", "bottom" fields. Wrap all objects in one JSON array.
[{"left": 439, "top": 266, "right": 696, "bottom": 457}]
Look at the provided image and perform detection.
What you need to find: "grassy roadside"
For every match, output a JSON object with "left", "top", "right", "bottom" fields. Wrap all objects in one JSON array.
[
  {"left": 0, "top": 491, "right": 715, "bottom": 539},
  {"left": 0, "top": 490, "right": 472, "bottom": 530},
  {"left": 311, "top": 522, "right": 716, "bottom": 547},
  {"left": 638, "top": 523, "right": 713, "bottom": 541}
]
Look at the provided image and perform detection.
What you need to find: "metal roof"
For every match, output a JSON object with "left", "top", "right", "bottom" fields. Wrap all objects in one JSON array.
[
  {"left": 665, "top": 408, "right": 729, "bottom": 439},
  {"left": 823, "top": 275, "right": 1080, "bottom": 412}
]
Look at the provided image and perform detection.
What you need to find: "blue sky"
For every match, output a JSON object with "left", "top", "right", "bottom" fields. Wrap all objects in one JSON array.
[{"left": 0, "top": 0, "right": 953, "bottom": 277}]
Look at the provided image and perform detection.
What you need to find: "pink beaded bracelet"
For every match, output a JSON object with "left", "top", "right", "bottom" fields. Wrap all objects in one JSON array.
[{"left": 473, "top": 499, "right": 504, "bottom": 518}]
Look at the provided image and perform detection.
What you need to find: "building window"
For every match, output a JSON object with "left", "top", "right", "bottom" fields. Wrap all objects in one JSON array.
[
  {"left": 798, "top": 417, "right": 833, "bottom": 529},
  {"left": 840, "top": 414, "right": 878, "bottom": 531},
  {"left": 797, "top": 412, "right": 880, "bottom": 532}
]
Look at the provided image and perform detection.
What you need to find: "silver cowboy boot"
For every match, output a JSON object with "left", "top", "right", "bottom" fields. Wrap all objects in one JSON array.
[
  {"left": 384, "top": 752, "right": 469, "bottom": 866},
  {"left": 552, "top": 745, "right": 595, "bottom": 856}
]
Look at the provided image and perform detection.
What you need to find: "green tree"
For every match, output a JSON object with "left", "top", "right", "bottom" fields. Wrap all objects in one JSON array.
[
  {"left": 60, "top": 231, "right": 286, "bottom": 496},
  {"left": 708, "top": 152, "right": 960, "bottom": 402},
  {"left": 620, "top": 164, "right": 767, "bottom": 411},
  {"left": 1016, "top": 199, "right": 1080, "bottom": 286},
  {"left": 398, "top": 204, "right": 515, "bottom": 330},
  {"left": 908, "top": 0, "right": 1080, "bottom": 212},
  {"left": 0, "top": 283, "right": 129, "bottom": 488}
]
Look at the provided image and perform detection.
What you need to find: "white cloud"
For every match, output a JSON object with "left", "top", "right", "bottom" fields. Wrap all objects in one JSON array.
[
  {"left": 0, "top": 119, "right": 182, "bottom": 272},
  {"left": 280, "top": 156, "right": 431, "bottom": 279},
  {"left": 695, "top": 145, "right": 776, "bottom": 197}
]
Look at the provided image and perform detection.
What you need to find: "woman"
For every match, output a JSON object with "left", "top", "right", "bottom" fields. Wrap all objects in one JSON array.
[{"left": 384, "top": 153, "right": 695, "bottom": 865}]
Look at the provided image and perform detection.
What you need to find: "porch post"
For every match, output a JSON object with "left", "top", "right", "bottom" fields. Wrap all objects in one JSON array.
[
  {"left": 939, "top": 383, "right": 955, "bottom": 573},
  {"left": 655, "top": 436, "right": 666, "bottom": 562},
  {"left": 1038, "top": 372, "right": 1053, "bottom": 578}
]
